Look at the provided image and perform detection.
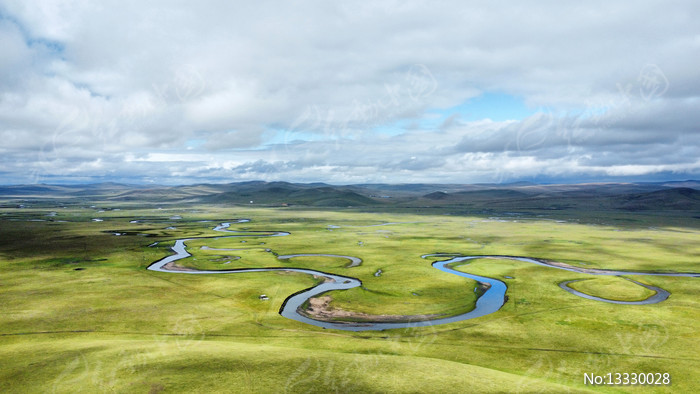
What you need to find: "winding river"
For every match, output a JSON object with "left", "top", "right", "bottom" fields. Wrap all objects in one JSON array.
[{"left": 147, "top": 220, "right": 698, "bottom": 331}]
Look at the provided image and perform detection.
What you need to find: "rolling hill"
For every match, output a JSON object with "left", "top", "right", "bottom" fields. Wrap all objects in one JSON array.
[{"left": 0, "top": 181, "right": 698, "bottom": 213}]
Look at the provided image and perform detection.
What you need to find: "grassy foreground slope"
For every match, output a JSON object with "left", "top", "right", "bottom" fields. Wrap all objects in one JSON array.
[{"left": 0, "top": 204, "right": 698, "bottom": 393}]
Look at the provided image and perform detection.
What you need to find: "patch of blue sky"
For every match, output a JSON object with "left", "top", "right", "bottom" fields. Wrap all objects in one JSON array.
[
  {"left": 270, "top": 93, "right": 563, "bottom": 140},
  {"left": 369, "top": 92, "right": 543, "bottom": 136},
  {"left": 372, "top": 119, "right": 414, "bottom": 136},
  {"left": 430, "top": 92, "right": 538, "bottom": 122},
  {"left": 427, "top": 92, "right": 611, "bottom": 129},
  {"left": 185, "top": 139, "right": 206, "bottom": 149}
]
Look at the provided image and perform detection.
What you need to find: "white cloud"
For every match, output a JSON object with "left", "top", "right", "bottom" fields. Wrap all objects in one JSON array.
[{"left": 0, "top": 1, "right": 698, "bottom": 184}]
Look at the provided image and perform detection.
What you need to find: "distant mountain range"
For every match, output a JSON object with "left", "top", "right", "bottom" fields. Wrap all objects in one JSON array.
[{"left": 1, "top": 180, "right": 699, "bottom": 212}]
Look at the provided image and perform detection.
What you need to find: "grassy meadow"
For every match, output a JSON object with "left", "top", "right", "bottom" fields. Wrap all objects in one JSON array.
[{"left": 0, "top": 203, "right": 698, "bottom": 393}]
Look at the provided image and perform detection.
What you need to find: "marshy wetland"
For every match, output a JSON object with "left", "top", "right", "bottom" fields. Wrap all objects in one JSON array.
[{"left": 1, "top": 202, "right": 698, "bottom": 392}]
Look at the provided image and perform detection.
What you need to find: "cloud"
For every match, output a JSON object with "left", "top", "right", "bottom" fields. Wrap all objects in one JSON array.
[{"left": 0, "top": 1, "right": 698, "bottom": 184}]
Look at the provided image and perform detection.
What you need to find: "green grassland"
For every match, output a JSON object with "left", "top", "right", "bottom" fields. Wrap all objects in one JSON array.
[
  {"left": 566, "top": 277, "right": 656, "bottom": 302},
  {"left": 0, "top": 204, "right": 698, "bottom": 393}
]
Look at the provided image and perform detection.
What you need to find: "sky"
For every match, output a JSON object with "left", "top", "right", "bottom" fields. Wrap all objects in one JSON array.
[{"left": 0, "top": 1, "right": 699, "bottom": 185}]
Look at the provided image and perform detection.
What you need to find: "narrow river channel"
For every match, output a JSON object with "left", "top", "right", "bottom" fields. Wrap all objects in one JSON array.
[{"left": 147, "top": 221, "right": 698, "bottom": 331}]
